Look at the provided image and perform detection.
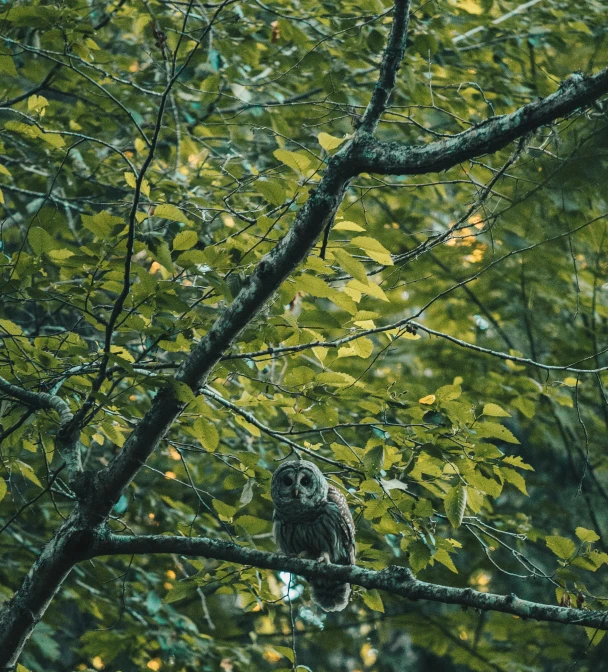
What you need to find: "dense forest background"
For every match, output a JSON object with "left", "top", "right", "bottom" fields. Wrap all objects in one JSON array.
[{"left": 1, "top": 0, "right": 608, "bottom": 670}]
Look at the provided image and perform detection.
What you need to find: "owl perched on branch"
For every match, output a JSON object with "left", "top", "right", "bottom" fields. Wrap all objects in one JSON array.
[{"left": 271, "top": 460, "right": 356, "bottom": 612}]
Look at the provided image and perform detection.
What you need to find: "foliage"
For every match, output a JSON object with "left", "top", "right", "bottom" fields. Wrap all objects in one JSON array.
[{"left": 0, "top": 0, "right": 607, "bottom": 670}]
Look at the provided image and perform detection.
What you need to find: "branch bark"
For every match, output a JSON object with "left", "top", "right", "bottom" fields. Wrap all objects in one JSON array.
[
  {"left": 93, "top": 531, "right": 608, "bottom": 631},
  {"left": 0, "top": 376, "right": 81, "bottom": 477},
  {"left": 350, "top": 68, "right": 608, "bottom": 176}
]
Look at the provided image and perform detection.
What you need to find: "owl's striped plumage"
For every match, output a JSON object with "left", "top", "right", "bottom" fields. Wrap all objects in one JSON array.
[{"left": 271, "top": 460, "right": 355, "bottom": 611}]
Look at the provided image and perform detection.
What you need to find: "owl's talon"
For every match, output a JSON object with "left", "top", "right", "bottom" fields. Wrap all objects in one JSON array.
[{"left": 317, "top": 552, "right": 331, "bottom": 565}]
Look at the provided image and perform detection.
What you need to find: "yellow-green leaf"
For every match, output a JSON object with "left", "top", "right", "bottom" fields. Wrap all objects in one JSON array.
[
  {"left": 546, "top": 535, "right": 576, "bottom": 560},
  {"left": 0, "top": 55, "right": 17, "bottom": 76},
  {"left": 273, "top": 149, "right": 310, "bottom": 174},
  {"left": 576, "top": 527, "right": 600, "bottom": 543},
  {"left": 194, "top": 419, "right": 219, "bottom": 451},
  {"left": 318, "top": 132, "right": 345, "bottom": 151},
  {"left": 0, "top": 479, "right": 7, "bottom": 502},
  {"left": 362, "top": 589, "right": 384, "bottom": 612},
  {"left": 155, "top": 203, "right": 194, "bottom": 225},
  {"left": 502, "top": 455, "right": 534, "bottom": 471},
  {"left": 444, "top": 484, "right": 467, "bottom": 528},
  {"left": 235, "top": 414, "right": 261, "bottom": 437},
  {"left": 17, "top": 461, "right": 42, "bottom": 488},
  {"left": 434, "top": 548, "right": 458, "bottom": 573},
  {"left": 482, "top": 403, "right": 511, "bottom": 417},
  {"left": 213, "top": 498, "right": 237, "bottom": 518},
  {"left": 173, "top": 230, "right": 198, "bottom": 250},
  {"left": 500, "top": 467, "right": 528, "bottom": 495},
  {"left": 333, "top": 220, "right": 365, "bottom": 232},
  {"left": 331, "top": 248, "right": 368, "bottom": 284},
  {"left": 409, "top": 540, "right": 431, "bottom": 573},
  {"left": 351, "top": 236, "right": 393, "bottom": 266},
  {"left": 347, "top": 279, "right": 389, "bottom": 302}
]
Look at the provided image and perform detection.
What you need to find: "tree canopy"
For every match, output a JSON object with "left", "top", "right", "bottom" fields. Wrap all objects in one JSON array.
[{"left": 1, "top": 0, "right": 608, "bottom": 670}]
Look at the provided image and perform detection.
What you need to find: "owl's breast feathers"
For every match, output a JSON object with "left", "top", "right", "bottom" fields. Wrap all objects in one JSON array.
[{"left": 273, "top": 483, "right": 355, "bottom": 566}]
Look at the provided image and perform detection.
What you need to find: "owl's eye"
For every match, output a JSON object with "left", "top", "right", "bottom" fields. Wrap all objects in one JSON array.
[
  {"left": 282, "top": 474, "right": 294, "bottom": 486},
  {"left": 300, "top": 474, "right": 312, "bottom": 487}
]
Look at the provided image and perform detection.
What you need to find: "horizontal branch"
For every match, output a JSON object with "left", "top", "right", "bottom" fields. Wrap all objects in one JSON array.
[
  {"left": 0, "top": 376, "right": 73, "bottom": 426},
  {"left": 93, "top": 531, "right": 608, "bottom": 631},
  {"left": 350, "top": 67, "right": 608, "bottom": 175},
  {"left": 0, "top": 376, "right": 82, "bottom": 477}
]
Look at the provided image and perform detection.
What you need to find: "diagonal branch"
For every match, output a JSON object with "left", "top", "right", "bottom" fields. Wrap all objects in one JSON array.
[
  {"left": 93, "top": 531, "right": 608, "bottom": 631},
  {"left": 350, "top": 67, "right": 608, "bottom": 176},
  {"left": 199, "top": 387, "right": 363, "bottom": 473},
  {"left": 358, "top": 0, "right": 411, "bottom": 134}
]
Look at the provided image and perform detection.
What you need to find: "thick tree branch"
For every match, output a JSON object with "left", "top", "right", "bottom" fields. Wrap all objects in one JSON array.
[
  {"left": 350, "top": 67, "right": 608, "bottom": 176},
  {"left": 93, "top": 531, "right": 608, "bottom": 631}
]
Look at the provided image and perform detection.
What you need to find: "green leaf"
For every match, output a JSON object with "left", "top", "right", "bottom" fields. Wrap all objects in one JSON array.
[
  {"left": 584, "top": 627, "right": 605, "bottom": 645},
  {"left": 163, "top": 580, "right": 197, "bottom": 604},
  {"left": 234, "top": 515, "right": 270, "bottom": 534},
  {"left": 256, "top": 179, "right": 286, "bottom": 206},
  {"left": 28, "top": 227, "right": 56, "bottom": 255},
  {"left": 155, "top": 203, "right": 194, "bottom": 225},
  {"left": 0, "top": 479, "right": 7, "bottom": 503},
  {"left": 409, "top": 540, "right": 431, "bottom": 573},
  {"left": 194, "top": 418, "right": 219, "bottom": 451},
  {"left": 361, "top": 589, "right": 384, "bottom": 612},
  {"left": 363, "top": 445, "right": 384, "bottom": 476},
  {"left": 273, "top": 149, "right": 310, "bottom": 174},
  {"left": 500, "top": 467, "right": 528, "bottom": 495},
  {"left": 331, "top": 248, "right": 368, "bottom": 284},
  {"left": 213, "top": 499, "right": 237, "bottom": 518},
  {"left": 475, "top": 422, "right": 520, "bottom": 444},
  {"left": 0, "top": 55, "right": 17, "bottom": 76},
  {"left": 171, "top": 381, "right": 195, "bottom": 403},
  {"left": 436, "top": 384, "right": 461, "bottom": 402},
  {"left": 467, "top": 470, "right": 502, "bottom": 498},
  {"left": 546, "top": 535, "right": 576, "bottom": 560},
  {"left": 173, "top": 230, "right": 198, "bottom": 250},
  {"left": 81, "top": 210, "right": 123, "bottom": 237},
  {"left": 444, "top": 484, "right": 467, "bottom": 528},
  {"left": 17, "top": 461, "right": 42, "bottom": 487},
  {"left": 434, "top": 548, "right": 458, "bottom": 573},
  {"left": 502, "top": 455, "right": 534, "bottom": 471}
]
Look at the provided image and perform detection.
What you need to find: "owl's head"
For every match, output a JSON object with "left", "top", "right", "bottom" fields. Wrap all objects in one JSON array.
[{"left": 271, "top": 460, "right": 328, "bottom": 515}]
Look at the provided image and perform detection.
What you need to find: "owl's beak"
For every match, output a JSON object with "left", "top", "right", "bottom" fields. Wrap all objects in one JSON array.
[{"left": 293, "top": 488, "right": 300, "bottom": 498}]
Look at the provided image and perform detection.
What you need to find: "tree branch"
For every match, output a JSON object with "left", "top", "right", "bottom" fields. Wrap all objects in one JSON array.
[
  {"left": 92, "top": 531, "right": 608, "bottom": 631},
  {"left": 199, "top": 386, "right": 363, "bottom": 473},
  {"left": 0, "top": 376, "right": 81, "bottom": 476},
  {"left": 358, "top": 0, "right": 411, "bottom": 133},
  {"left": 350, "top": 67, "right": 608, "bottom": 176}
]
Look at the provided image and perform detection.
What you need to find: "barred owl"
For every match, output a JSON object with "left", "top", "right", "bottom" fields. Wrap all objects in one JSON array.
[{"left": 271, "top": 460, "right": 356, "bottom": 612}]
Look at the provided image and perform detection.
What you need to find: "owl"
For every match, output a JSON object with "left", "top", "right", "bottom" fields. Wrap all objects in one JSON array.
[{"left": 271, "top": 459, "right": 356, "bottom": 612}]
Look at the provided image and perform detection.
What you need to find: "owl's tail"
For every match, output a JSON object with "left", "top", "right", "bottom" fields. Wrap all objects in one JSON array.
[{"left": 310, "top": 579, "right": 351, "bottom": 612}]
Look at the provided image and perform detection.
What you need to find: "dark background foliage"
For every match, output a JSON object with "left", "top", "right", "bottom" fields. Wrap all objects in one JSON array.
[{"left": 0, "top": 0, "right": 607, "bottom": 670}]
